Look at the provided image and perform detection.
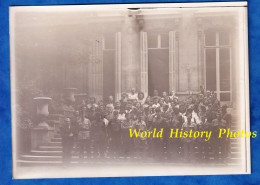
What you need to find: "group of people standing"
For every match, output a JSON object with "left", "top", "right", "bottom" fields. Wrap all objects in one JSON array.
[{"left": 60, "top": 87, "right": 232, "bottom": 166}]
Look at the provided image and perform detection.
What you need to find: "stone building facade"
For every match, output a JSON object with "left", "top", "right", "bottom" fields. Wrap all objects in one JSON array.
[{"left": 14, "top": 8, "right": 244, "bottom": 108}]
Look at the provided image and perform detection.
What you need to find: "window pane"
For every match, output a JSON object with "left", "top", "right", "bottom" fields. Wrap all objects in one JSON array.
[
  {"left": 219, "top": 48, "right": 230, "bottom": 91},
  {"left": 205, "top": 48, "right": 216, "bottom": 91},
  {"left": 161, "top": 33, "right": 169, "bottom": 48},
  {"left": 148, "top": 33, "right": 158, "bottom": 48},
  {"left": 220, "top": 93, "right": 230, "bottom": 101},
  {"left": 205, "top": 30, "right": 216, "bottom": 46},
  {"left": 219, "top": 30, "right": 230, "bottom": 46}
]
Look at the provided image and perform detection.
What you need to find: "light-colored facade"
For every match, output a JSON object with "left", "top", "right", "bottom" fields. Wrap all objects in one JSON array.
[{"left": 14, "top": 8, "right": 243, "bottom": 108}]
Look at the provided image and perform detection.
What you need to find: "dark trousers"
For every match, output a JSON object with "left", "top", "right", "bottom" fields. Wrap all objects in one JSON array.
[
  {"left": 213, "top": 140, "right": 226, "bottom": 162},
  {"left": 93, "top": 138, "right": 106, "bottom": 157},
  {"left": 110, "top": 132, "right": 122, "bottom": 158},
  {"left": 62, "top": 136, "right": 74, "bottom": 165},
  {"left": 79, "top": 139, "right": 91, "bottom": 161},
  {"left": 168, "top": 139, "right": 181, "bottom": 161},
  {"left": 183, "top": 141, "right": 194, "bottom": 162},
  {"left": 121, "top": 129, "right": 134, "bottom": 157},
  {"left": 135, "top": 139, "right": 147, "bottom": 159},
  {"left": 152, "top": 139, "right": 164, "bottom": 161},
  {"left": 198, "top": 142, "right": 210, "bottom": 161}
]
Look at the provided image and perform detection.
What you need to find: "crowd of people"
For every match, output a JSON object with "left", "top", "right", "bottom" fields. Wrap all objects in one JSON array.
[{"left": 60, "top": 87, "right": 232, "bottom": 166}]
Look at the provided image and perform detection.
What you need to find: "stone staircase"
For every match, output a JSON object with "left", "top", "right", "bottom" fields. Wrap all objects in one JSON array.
[
  {"left": 17, "top": 129, "right": 242, "bottom": 167},
  {"left": 18, "top": 134, "right": 63, "bottom": 166},
  {"left": 17, "top": 109, "right": 243, "bottom": 166}
]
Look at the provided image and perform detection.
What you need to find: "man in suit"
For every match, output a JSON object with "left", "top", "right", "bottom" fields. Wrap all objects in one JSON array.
[{"left": 60, "top": 117, "right": 75, "bottom": 166}]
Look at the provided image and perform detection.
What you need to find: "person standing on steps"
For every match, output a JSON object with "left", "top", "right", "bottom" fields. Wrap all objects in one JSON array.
[{"left": 60, "top": 117, "right": 75, "bottom": 166}]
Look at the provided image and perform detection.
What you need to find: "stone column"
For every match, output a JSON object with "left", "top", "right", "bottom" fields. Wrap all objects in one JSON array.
[
  {"left": 121, "top": 11, "right": 142, "bottom": 93},
  {"left": 115, "top": 32, "right": 122, "bottom": 101},
  {"left": 140, "top": 31, "right": 148, "bottom": 98},
  {"left": 178, "top": 11, "right": 199, "bottom": 92}
]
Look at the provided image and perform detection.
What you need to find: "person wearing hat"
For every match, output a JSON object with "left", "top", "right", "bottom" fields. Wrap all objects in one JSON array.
[{"left": 60, "top": 117, "right": 75, "bottom": 166}]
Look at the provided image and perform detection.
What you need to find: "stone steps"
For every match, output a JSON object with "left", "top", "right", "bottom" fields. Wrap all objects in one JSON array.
[
  {"left": 51, "top": 138, "right": 62, "bottom": 142},
  {"left": 42, "top": 142, "right": 62, "bottom": 147},
  {"left": 39, "top": 146, "right": 62, "bottom": 151},
  {"left": 18, "top": 119, "right": 244, "bottom": 167},
  {"left": 18, "top": 145, "right": 242, "bottom": 166},
  {"left": 17, "top": 157, "right": 242, "bottom": 167},
  {"left": 30, "top": 150, "right": 62, "bottom": 156}
]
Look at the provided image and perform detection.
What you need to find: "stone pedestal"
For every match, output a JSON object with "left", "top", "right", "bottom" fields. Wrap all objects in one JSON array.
[
  {"left": 32, "top": 97, "right": 53, "bottom": 149},
  {"left": 33, "top": 97, "right": 52, "bottom": 128},
  {"left": 64, "top": 88, "right": 77, "bottom": 103},
  {"left": 31, "top": 127, "right": 54, "bottom": 150},
  {"left": 75, "top": 93, "right": 88, "bottom": 105}
]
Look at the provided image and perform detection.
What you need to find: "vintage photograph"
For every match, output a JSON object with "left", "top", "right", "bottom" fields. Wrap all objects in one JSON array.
[{"left": 10, "top": 2, "right": 250, "bottom": 178}]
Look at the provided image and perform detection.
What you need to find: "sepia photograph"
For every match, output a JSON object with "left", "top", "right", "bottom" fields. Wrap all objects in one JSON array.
[{"left": 9, "top": 2, "right": 250, "bottom": 179}]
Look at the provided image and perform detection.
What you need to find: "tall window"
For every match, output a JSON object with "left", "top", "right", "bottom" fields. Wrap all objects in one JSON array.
[
  {"left": 147, "top": 32, "right": 169, "bottom": 95},
  {"left": 204, "top": 29, "right": 231, "bottom": 102}
]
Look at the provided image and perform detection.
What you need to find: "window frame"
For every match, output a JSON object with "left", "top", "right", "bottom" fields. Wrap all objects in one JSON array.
[{"left": 203, "top": 30, "right": 232, "bottom": 104}]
